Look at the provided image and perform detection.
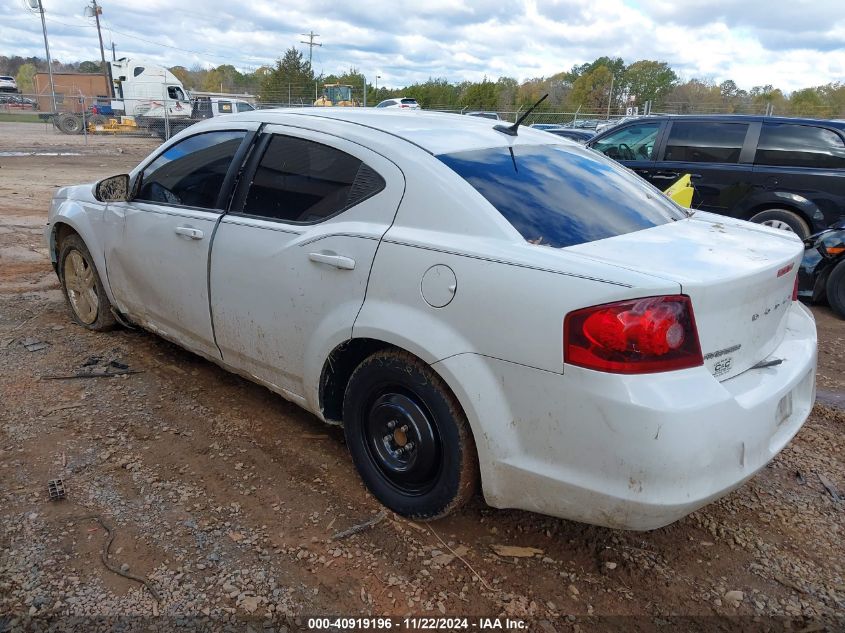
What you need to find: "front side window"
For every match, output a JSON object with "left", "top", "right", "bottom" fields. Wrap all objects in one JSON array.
[
  {"left": 592, "top": 122, "right": 660, "bottom": 161},
  {"left": 240, "top": 135, "right": 385, "bottom": 223},
  {"left": 136, "top": 130, "right": 247, "bottom": 209},
  {"left": 755, "top": 124, "right": 845, "bottom": 169},
  {"left": 167, "top": 86, "right": 185, "bottom": 100},
  {"left": 236, "top": 101, "right": 255, "bottom": 112},
  {"left": 664, "top": 121, "right": 748, "bottom": 163},
  {"left": 439, "top": 144, "right": 685, "bottom": 249}
]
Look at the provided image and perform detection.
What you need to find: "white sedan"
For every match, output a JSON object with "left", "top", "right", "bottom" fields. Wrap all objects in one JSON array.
[{"left": 45, "top": 108, "right": 817, "bottom": 530}]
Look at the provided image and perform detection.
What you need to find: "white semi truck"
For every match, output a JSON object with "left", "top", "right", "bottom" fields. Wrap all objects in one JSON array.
[{"left": 46, "top": 58, "right": 254, "bottom": 137}]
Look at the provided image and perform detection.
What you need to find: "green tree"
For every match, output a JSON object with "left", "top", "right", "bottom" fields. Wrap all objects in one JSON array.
[
  {"left": 569, "top": 65, "right": 613, "bottom": 112},
  {"left": 15, "top": 62, "right": 36, "bottom": 93},
  {"left": 169, "top": 66, "right": 191, "bottom": 87},
  {"left": 619, "top": 60, "right": 677, "bottom": 107},
  {"left": 460, "top": 78, "right": 499, "bottom": 110},
  {"left": 789, "top": 88, "right": 829, "bottom": 117},
  {"left": 259, "top": 47, "right": 315, "bottom": 105},
  {"left": 78, "top": 60, "right": 102, "bottom": 73}
]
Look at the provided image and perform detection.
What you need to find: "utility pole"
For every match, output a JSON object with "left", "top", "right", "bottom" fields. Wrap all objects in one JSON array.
[
  {"left": 111, "top": 42, "right": 116, "bottom": 61},
  {"left": 300, "top": 31, "right": 322, "bottom": 67},
  {"left": 607, "top": 74, "right": 615, "bottom": 120},
  {"left": 28, "top": 0, "right": 57, "bottom": 111},
  {"left": 86, "top": 0, "right": 112, "bottom": 98}
]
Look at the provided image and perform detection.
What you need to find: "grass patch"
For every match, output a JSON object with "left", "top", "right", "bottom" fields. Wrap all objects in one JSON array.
[{"left": 0, "top": 113, "right": 44, "bottom": 123}]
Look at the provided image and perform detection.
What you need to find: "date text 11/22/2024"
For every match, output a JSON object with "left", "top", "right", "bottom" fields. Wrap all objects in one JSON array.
[{"left": 307, "top": 617, "right": 528, "bottom": 630}]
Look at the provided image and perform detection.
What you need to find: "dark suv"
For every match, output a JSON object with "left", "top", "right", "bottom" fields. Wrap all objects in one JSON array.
[{"left": 587, "top": 115, "right": 845, "bottom": 239}]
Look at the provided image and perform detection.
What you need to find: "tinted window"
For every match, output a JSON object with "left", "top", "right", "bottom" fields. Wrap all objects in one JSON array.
[
  {"left": 664, "top": 121, "right": 748, "bottom": 163},
  {"left": 439, "top": 144, "right": 685, "bottom": 249},
  {"left": 241, "top": 135, "right": 385, "bottom": 223},
  {"left": 755, "top": 124, "right": 845, "bottom": 169},
  {"left": 137, "top": 131, "right": 246, "bottom": 209},
  {"left": 133, "top": 67, "right": 144, "bottom": 77},
  {"left": 376, "top": 100, "right": 392, "bottom": 108},
  {"left": 592, "top": 122, "right": 660, "bottom": 161},
  {"left": 236, "top": 102, "right": 255, "bottom": 112},
  {"left": 400, "top": 99, "right": 418, "bottom": 105}
]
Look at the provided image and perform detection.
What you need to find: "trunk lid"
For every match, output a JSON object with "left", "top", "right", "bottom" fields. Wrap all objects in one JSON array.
[{"left": 567, "top": 213, "right": 804, "bottom": 381}]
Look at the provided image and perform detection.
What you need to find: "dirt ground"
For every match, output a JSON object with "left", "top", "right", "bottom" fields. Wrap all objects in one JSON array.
[{"left": 1, "top": 122, "right": 844, "bottom": 632}]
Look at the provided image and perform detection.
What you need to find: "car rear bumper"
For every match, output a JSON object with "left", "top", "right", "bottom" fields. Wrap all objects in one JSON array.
[{"left": 434, "top": 301, "right": 817, "bottom": 530}]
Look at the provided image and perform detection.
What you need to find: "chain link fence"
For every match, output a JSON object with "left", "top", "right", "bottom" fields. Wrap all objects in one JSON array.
[{"left": 2, "top": 85, "right": 840, "bottom": 145}]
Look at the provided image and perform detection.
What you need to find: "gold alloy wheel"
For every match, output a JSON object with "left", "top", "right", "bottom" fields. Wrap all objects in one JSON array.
[{"left": 63, "top": 250, "right": 99, "bottom": 324}]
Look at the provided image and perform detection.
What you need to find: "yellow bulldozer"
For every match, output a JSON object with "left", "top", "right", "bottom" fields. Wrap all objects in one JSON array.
[{"left": 314, "top": 83, "right": 358, "bottom": 107}]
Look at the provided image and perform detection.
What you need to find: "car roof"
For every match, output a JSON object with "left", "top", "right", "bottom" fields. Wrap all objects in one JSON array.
[
  {"left": 224, "top": 107, "right": 558, "bottom": 155},
  {"left": 603, "top": 114, "right": 845, "bottom": 130}
]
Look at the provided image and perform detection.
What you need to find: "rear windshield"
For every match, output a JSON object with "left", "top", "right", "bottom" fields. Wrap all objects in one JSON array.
[
  {"left": 438, "top": 144, "right": 685, "bottom": 248},
  {"left": 400, "top": 98, "right": 418, "bottom": 104}
]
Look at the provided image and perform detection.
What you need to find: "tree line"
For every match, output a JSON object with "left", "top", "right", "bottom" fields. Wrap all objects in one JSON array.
[{"left": 3, "top": 51, "right": 844, "bottom": 118}]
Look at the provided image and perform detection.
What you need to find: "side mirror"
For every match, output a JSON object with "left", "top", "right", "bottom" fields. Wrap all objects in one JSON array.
[{"left": 94, "top": 174, "right": 130, "bottom": 202}]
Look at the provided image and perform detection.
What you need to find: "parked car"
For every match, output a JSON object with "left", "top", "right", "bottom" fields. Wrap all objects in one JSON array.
[
  {"left": 799, "top": 218, "right": 845, "bottom": 317},
  {"left": 375, "top": 97, "right": 420, "bottom": 110},
  {"left": 566, "top": 119, "right": 603, "bottom": 130},
  {"left": 0, "top": 75, "right": 18, "bottom": 93},
  {"left": 0, "top": 94, "right": 35, "bottom": 109},
  {"left": 465, "top": 111, "right": 500, "bottom": 120},
  {"left": 530, "top": 124, "right": 594, "bottom": 142},
  {"left": 45, "top": 109, "right": 816, "bottom": 530},
  {"left": 588, "top": 115, "right": 845, "bottom": 239}
]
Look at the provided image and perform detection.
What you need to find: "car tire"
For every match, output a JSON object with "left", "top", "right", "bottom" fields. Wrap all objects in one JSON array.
[
  {"left": 56, "top": 112, "right": 83, "bottom": 135},
  {"left": 58, "top": 234, "right": 117, "bottom": 331},
  {"left": 749, "top": 209, "right": 811, "bottom": 240},
  {"left": 342, "top": 350, "right": 478, "bottom": 520},
  {"left": 825, "top": 259, "right": 845, "bottom": 319}
]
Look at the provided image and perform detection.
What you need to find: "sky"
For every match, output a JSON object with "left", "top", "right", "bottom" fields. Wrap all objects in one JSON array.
[{"left": 1, "top": 0, "right": 844, "bottom": 92}]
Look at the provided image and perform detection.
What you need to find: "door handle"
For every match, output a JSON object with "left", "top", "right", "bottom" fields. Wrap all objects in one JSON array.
[
  {"left": 651, "top": 171, "right": 680, "bottom": 180},
  {"left": 689, "top": 173, "right": 703, "bottom": 180},
  {"left": 308, "top": 252, "right": 356, "bottom": 270},
  {"left": 174, "top": 226, "right": 204, "bottom": 240}
]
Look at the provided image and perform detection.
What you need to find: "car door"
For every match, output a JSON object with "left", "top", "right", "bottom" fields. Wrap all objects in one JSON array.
[
  {"left": 103, "top": 127, "right": 256, "bottom": 359},
  {"left": 657, "top": 120, "right": 752, "bottom": 214},
  {"left": 589, "top": 120, "right": 664, "bottom": 183},
  {"left": 752, "top": 122, "right": 845, "bottom": 229},
  {"left": 209, "top": 126, "right": 405, "bottom": 402}
]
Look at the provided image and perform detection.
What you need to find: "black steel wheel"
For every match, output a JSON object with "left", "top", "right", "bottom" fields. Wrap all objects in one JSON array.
[
  {"left": 56, "top": 112, "right": 83, "bottom": 135},
  {"left": 343, "top": 350, "right": 478, "bottom": 519},
  {"left": 826, "top": 259, "right": 845, "bottom": 319}
]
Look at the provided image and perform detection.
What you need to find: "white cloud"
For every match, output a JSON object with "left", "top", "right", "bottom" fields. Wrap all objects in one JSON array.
[{"left": 0, "top": 0, "right": 842, "bottom": 91}]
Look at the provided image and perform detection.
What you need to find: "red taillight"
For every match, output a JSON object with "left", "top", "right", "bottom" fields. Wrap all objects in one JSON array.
[
  {"left": 564, "top": 295, "right": 703, "bottom": 374},
  {"left": 792, "top": 275, "right": 799, "bottom": 301}
]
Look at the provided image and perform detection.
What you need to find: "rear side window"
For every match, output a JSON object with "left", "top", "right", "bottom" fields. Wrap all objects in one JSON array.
[
  {"left": 241, "top": 135, "right": 385, "bottom": 223},
  {"left": 664, "top": 121, "right": 748, "bottom": 163},
  {"left": 439, "top": 144, "right": 686, "bottom": 249},
  {"left": 217, "top": 100, "right": 233, "bottom": 113},
  {"left": 755, "top": 124, "right": 845, "bottom": 169},
  {"left": 137, "top": 131, "right": 246, "bottom": 209},
  {"left": 592, "top": 122, "right": 660, "bottom": 161}
]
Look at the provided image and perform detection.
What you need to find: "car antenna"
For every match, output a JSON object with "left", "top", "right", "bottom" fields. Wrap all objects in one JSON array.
[{"left": 494, "top": 93, "right": 549, "bottom": 136}]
